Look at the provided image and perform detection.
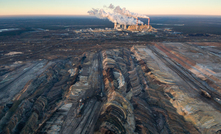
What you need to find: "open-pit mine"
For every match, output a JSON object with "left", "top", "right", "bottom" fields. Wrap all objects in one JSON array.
[
  {"left": 1, "top": 6, "right": 221, "bottom": 133},
  {"left": 1, "top": 41, "right": 221, "bottom": 134}
]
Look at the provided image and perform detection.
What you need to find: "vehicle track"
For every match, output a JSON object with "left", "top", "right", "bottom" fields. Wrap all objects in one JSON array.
[
  {"left": 0, "top": 62, "right": 40, "bottom": 91},
  {"left": 147, "top": 44, "right": 221, "bottom": 112}
]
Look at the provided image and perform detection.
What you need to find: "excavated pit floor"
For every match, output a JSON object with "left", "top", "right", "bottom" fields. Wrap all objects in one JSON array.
[{"left": 0, "top": 42, "right": 221, "bottom": 134}]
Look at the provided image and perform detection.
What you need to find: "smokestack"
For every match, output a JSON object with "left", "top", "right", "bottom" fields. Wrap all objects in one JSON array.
[
  {"left": 88, "top": 5, "right": 148, "bottom": 28},
  {"left": 148, "top": 18, "right": 150, "bottom": 29}
]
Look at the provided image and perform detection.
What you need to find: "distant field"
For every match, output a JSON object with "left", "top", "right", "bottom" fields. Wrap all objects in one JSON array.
[
  {"left": 141, "top": 16, "right": 221, "bottom": 35},
  {"left": 0, "top": 16, "right": 221, "bottom": 36}
]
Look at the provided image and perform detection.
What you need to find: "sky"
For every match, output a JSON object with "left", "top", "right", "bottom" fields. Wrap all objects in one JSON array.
[{"left": 0, "top": 0, "right": 221, "bottom": 16}]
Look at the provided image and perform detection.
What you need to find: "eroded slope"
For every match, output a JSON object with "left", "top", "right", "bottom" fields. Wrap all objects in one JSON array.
[{"left": 0, "top": 43, "right": 221, "bottom": 134}]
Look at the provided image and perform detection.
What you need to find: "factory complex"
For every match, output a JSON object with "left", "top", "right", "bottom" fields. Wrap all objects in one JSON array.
[{"left": 88, "top": 4, "right": 152, "bottom": 32}]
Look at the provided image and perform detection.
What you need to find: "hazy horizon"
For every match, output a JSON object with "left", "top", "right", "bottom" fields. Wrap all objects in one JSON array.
[
  {"left": 1, "top": 0, "right": 221, "bottom": 16},
  {"left": 1, "top": 14, "right": 221, "bottom": 18}
]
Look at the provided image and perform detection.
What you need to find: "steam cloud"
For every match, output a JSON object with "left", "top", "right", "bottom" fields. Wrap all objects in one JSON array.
[
  {"left": 108, "top": 4, "right": 115, "bottom": 9},
  {"left": 88, "top": 4, "right": 149, "bottom": 26},
  {"left": 113, "top": 6, "right": 149, "bottom": 19}
]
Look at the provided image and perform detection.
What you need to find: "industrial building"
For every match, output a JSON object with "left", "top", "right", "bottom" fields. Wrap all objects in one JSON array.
[
  {"left": 114, "top": 17, "right": 151, "bottom": 31},
  {"left": 127, "top": 24, "right": 152, "bottom": 31}
]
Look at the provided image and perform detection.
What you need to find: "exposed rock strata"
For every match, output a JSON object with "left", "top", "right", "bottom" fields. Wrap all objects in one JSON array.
[{"left": 0, "top": 43, "right": 221, "bottom": 134}]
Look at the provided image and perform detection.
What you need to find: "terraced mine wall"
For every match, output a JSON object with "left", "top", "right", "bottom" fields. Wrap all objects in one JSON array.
[{"left": 0, "top": 43, "right": 221, "bottom": 134}]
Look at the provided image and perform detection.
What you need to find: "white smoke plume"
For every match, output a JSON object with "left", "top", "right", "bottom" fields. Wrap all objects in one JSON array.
[
  {"left": 108, "top": 4, "right": 115, "bottom": 9},
  {"left": 113, "top": 6, "right": 149, "bottom": 19},
  {"left": 87, "top": 7, "right": 144, "bottom": 25},
  {"left": 87, "top": 4, "right": 150, "bottom": 26}
]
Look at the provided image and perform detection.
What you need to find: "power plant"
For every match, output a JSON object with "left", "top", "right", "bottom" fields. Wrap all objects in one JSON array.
[
  {"left": 88, "top": 4, "right": 151, "bottom": 31},
  {"left": 113, "top": 17, "right": 150, "bottom": 31}
]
